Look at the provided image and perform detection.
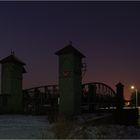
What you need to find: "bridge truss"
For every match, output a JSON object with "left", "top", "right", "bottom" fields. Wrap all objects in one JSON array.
[
  {"left": 23, "top": 82, "right": 117, "bottom": 114},
  {"left": 82, "top": 82, "right": 117, "bottom": 111}
]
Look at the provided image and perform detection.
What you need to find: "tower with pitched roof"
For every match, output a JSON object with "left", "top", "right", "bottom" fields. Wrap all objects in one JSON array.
[
  {"left": 56, "top": 42, "right": 85, "bottom": 116},
  {"left": 0, "top": 52, "right": 26, "bottom": 113}
]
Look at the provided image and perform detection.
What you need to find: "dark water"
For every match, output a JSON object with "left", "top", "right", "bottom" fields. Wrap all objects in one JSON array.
[
  {"left": 96, "top": 114, "right": 140, "bottom": 128},
  {"left": 95, "top": 108, "right": 140, "bottom": 127},
  {"left": 115, "top": 116, "right": 140, "bottom": 127},
  {"left": 112, "top": 109, "right": 140, "bottom": 127}
]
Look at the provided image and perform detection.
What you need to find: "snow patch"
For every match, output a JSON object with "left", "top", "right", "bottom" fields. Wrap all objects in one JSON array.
[{"left": 0, "top": 115, "right": 54, "bottom": 139}]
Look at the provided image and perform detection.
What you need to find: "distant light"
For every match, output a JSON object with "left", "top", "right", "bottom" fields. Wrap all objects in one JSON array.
[
  {"left": 125, "top": 101, "right": 130, "bottom": 106},
  {"left": 131, "top": 85, "right": 135, "bottom": 89}
]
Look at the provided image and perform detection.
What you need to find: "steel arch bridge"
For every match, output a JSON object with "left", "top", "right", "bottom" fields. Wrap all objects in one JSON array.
[
  {"left": 82, "top": 82, "right": 117, "bottom": 110},
  {"left": 23, "top": 82, "right": 117, "bottom": 113}
]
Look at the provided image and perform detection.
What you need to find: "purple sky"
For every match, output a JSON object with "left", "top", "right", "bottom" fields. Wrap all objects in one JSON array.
[{"left": 0, "top": 1, "right": 140, "bottom": 99}]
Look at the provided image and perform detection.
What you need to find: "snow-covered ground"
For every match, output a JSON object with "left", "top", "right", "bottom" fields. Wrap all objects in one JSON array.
[
  {"left": 0, "top": 115, "right": 53, "bottom": 139},
  {"left": 0, "top": 114, "right": 140, "bottom": 139},
  {"left": 67, "top": 124, "right": 140, "bottom": 139},
  {"left": 65, "top": 114, "right": 140, "bottom": 139}
]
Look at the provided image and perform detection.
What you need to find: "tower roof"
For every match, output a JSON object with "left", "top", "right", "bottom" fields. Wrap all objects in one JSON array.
[
  {"left": 116, "top": 82, "right": 124, "bottom": 87},
  {"left": 0, "top": 53, "right": 26, "bottom": 65},
  {"left": 55, "top": 43, "right": 85, "bottom": 58}
]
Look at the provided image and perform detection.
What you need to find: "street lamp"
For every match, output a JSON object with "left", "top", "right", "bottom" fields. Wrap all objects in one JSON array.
[{"left": 131, "top": 85, "right": 138, "bottom": 108}]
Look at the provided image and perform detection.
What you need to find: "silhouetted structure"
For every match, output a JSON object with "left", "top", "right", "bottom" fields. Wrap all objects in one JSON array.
[
  {"left": 24, "top": 81, "right": 119, "bottom": 114},
  {"left": 116, "top": 82, "right": 124, "bottom": 109},
  {"left": 0, "top": 52, "right": 26, "bottom": 113},
  {"left": 82, "top": 82, "right": 117, "bottom": 112},
  {"left": 0, "top": 45, "right": 126, "bottom": 116},
  {"left": 23, "top": 85, "right": 59, "bottom": 115},
  {"left": 88, "top": 84, "right": 96, "bottom": 112},
  {"left": 56, "top": 42, "right": 85, "bottom": 116}
]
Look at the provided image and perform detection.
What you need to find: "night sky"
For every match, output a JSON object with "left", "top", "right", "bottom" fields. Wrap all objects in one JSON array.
[{"left": 0, "top": 1, "right": 140, "bottom": 100}]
